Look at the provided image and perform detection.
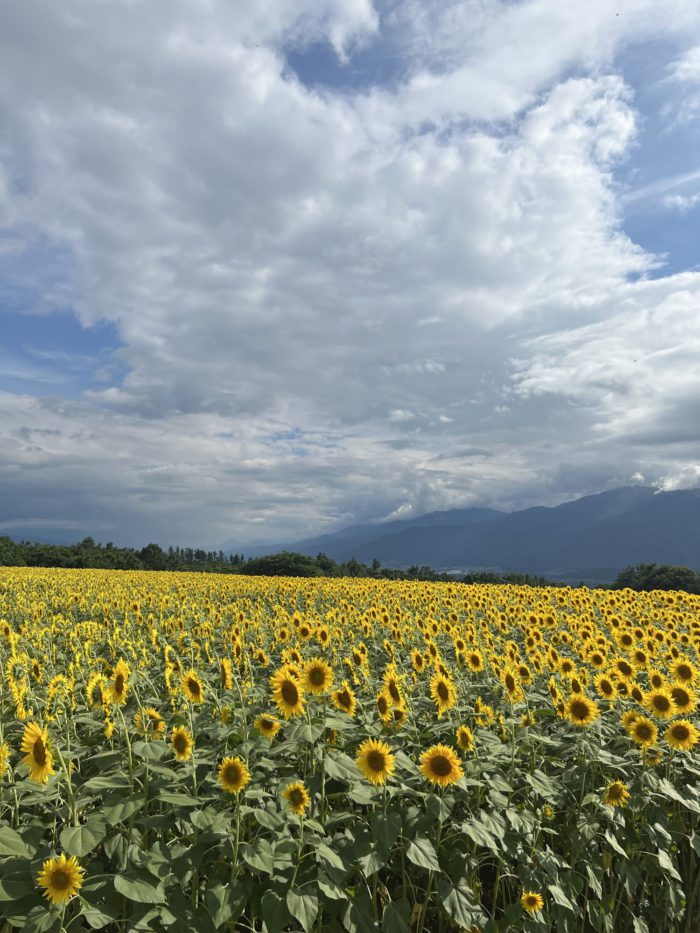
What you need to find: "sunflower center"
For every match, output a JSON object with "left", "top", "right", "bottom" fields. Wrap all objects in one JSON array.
[
  {"left": 366, "top": 750, "right": 386, "bottom": 772},
  {"left": 636, "top": 723, "right": 653, "bottom": 741},
  {"left": 289, "top": 789, "right": 304, "bottom": 807},
  {"left": 608, "top": 784, "right": 623, "bottom": 800},
  {"left": 388, "top": 683, "right": 400, "bottom": 702},
  {"left": 653, "top": 696, "right": 670, "bottom": 712},
  {"left": 33, "top": 738, "right": 47, "bottom": 766},
  {"left": 51, "top": 869, "right": 70, "bottom": 891},
  {"left": 377, "top": 696, "right": 388, "bottom": 715},
  {"left": 570, "top": 701, "right": 589, "bottom": 721},
  {"left": 672, "top": 689, "right": 689, "bottom": 706},
  {"left": 672, "top": 725, "right": 690, "bottom": 741},
  {"left": 430, "top": 754, "right": 453, "bottom": 777},
  {"left": 309, "top": 667, "right": 325, "bottom": 686},
  {"left": 187, "top": 678, "right": 201, "bottom": 697},
  {"left": 115, "top": 674, "right": 125, "bottom": 694},
  {"left": 677, "top": 665, "right": 692, "bottom": 680},
  {"left": 224, "top": 764, "right": 240, "bottom": 784},
  {"left": 260, "top": 719, "right": 274, "bottom": 730},
  {"left": 437, "top": 682, "right": 449, "bottom": 701},
  {"left": 281, "top": 681, "right": 299, "bottom": 705},
  {"left": 174, "top": 733, "right": 188, "bottom": 753},
  {"left": 338, "top": 690, "right": 351, "bottom": 708}
]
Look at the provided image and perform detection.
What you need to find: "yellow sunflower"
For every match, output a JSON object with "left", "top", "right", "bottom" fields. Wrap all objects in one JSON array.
[
  {"left": 628, "top": 715, "right": 658, "bottom": 748},
  {"left": 220, "top": 658, "right": 233, "bottom": 690},
  {"left": 670, "top": 658, "right": 697, "bottom": 685},
  {"left": 430, "top": 672, "right": 457, "bottom": 717},
  {"left": 603, "top": 780, "right": 630, "bottom": 807},
  {"left": 134, "top": 708, "right": 165, "bottom": 740},
  {"left": 304, "top": 658, "right": 334, "bottom": 696},
  {"left": 270, "top": 667, "right": 306, "bottom": 719},
  {"left": 331, "top": 681, "right": 357, "bottom": 717},
  {"left": 182, "top": 670, "right": 205, "bottom": 705},
  {"left": 37, "top": 853, "right": 85, "bottom": 905},
  {"left": 665, "top": 718, "right": 700, "bottom": 751},
  {"left": 217, "top": 756, "right": 250, "bottom": 794},
  {"left": 20, "top": 722, "right": 55, "bottom": 785},
  {"left": 594, "top": 673, "right": 617, "bottom": 702},
  {"left": 465, "top": 650, "right": 485, "bottom": 673},
  {"left": 670, "top": 685, "right": 697, "bottom": 715},
  {"left": 108, "top": 659, "right": 130, "bottom": 706},
  {"left": 456, "top": 725, "right": 475, "bottom": 752},
  {"left": 563, "top": 693, "right": 600, "bottom": 728},
  {"left": 521, "top": 891, "right": 544, "bottom": 913},
  {"left": 282, "top": 781, "right": 310, "bottom": 815},
  {"left": 355, "top": 738, "right": 395, "bottom": 786},
  {"left": 0, "top": 741, "right": 10, "bottom": 776},
  {"left": 643, "top": 688, "right": 675, "bottom": 720},
  {"left": 170, "top": 726, "right": 194, "bottom": 762},
  {"left": 254, "top": 715, "right": 281, "bottom": 740},
  {"left": 419, "top": 743, "right": 463, "bottom": 787}
]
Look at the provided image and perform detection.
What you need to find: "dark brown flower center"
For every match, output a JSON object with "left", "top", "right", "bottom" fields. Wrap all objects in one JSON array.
[
  {"left": 51, "top": 869, "right": 70, "bottom": 891},
  {"left": 289, "top": 789, "right": 304, "bottom": 807},
  {"left": 437, "top": 682, "right": 449, "bottom": 701},
  {"left": 33, "top": 737, "right": 46, "bottom": 766},
  {"left": 309, "top": 667, "right": 325, "bottom": 686},
  {"left": 366, "top": 750, "right": 386, "bottom": 772},
  {"left": 430, "top": 754, "right": 453, "bottom": 777},
  {"left": 115, "top": 674, "right": 125, "bottom": 694},
  {"left": 570, "top": 701, "right": 589, "bottom": 721},
  {"left": 281, "top": 681, "right": 299, "bottom": 705}
]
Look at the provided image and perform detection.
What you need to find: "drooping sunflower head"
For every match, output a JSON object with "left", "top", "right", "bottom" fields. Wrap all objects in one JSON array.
[
  {"left": 419, "top": 743, "right": 464, "bottom": 787},
  {"left": 182, "top": 670, "right": 204, "bottom": 705},
  {"left": 254, "top": 715, "right": 281, "bottom": 740},
  {"left": 355, "top": 738, "right": 395, "bottom": 786},
  {"left": 665, "top": 718, "right": 700, "bottom": 751},
  {"left": 217, "top": 756, "right": 250, "bottom": 794},
  {"left": 282, "top": 781, "right": 310, "bottom": 816},
  {"left": 564, "top": 693, "right": 600, "bottom": 728},
  {"left": 109, "top": 659, "right": 131, "bottom": 706},
  {"left": 521, "top": 891, "right": 544, "bottom": 914},
  {"left": 603, "top": 780, "right": 630, "bottom": 807},
  {"left": 170, "top": 725, "right": 193, "bottom": 762},
  {"left": 304, "top": 658, "right": 334, "bottom": 696},
  {"left": 135, "top": 708, "right": 165, "bottom": 740},
  {"left": 20, "top": 722, "right": 55, "bottom": 785},
  {"left": 37, "top": 853, "right": 85, "bottom": 905}
]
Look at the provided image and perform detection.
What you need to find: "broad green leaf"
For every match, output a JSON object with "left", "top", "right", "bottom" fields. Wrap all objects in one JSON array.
[
  {"left": 114, "top": 871, "right": 166, "bottom": 904},
  {"left": 603, "top": 830, "right": 627, "bottom": 859},
  {"left": 0, "top": 826, "right": 33, "bottom": 858},
  {"left": 316, "top": 841, "right": 347, "bottom": 871},
  {"left": 547, "top": 883, "right": 576, "bottom": 912},
  {"left": 261, "top": 891, "right": 291, "bottom": 933},
  {"left": 382, "top": 898, "right": 410, "bottom": 933},
  {"left": 438, "top": 878, "right": 478, "bottom": 928},
  {"left": 406, "top": 836, "right": 440, "bottom": 872},
  {"left": 657, "top": 849, "right": 681, "bottom": 882},
  {"left": 286, "top": 890, "right": 318, "bottom": 932},
  {"left": 242, "top": 838, "right": 275, "bottom": 875},
  {"left": 60, "top": 817, "right": 107, "bottom": 857},
  {"left": 370, "top": 810, "right": 402, "bottom": 850},
  {"left": 103, "top": 795, "right": 145, "bottom": 825},
  {"left": 526, "top": 770, "right": 561, "bottom": 800},
  {"left": 461, "top": 820, "right": 499, "bottom": 854}
]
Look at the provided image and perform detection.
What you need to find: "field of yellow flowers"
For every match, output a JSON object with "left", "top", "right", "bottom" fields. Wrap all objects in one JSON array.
[{"left": 1, "top": 568, "right": 700, "bottom": 933}]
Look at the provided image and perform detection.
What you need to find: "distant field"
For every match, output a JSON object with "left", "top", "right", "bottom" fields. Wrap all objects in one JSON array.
[{"left": 1, "top": 568, "right": 699, "bottom": 932}]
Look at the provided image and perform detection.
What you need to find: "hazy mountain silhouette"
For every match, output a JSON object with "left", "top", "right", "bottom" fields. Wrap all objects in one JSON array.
[{"left": 238, "top": 487, "right": 700, "bottom": 584}]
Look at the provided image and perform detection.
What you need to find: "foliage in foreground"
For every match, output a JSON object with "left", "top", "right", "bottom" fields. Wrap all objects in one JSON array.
[{"left": 1, "top": 568, "right": 700, "bottom": 932}]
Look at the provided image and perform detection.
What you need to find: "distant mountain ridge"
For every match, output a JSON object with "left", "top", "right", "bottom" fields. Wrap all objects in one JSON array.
[{"left": 234, "top": 486, "right": 700, "bottom": 584}]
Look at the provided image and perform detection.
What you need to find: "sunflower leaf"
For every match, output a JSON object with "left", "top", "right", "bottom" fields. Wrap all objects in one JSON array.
[{"left": 406, "top": 836, "right": 441, "bottom": 872}]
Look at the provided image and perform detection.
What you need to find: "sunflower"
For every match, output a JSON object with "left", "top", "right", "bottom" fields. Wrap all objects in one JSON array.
[
  {"left": 466, "top": 650, "right": 485, "bottom": 673},
  {"left": 304, "top": 658, "right": 334, "bottom": 696},
  {"left": 109, "top": 659, "right": 130, "bottom": 706},
  {"left": 182, "top": 670, "right": 204, "bottom": 705},
  {"left": 665, "top": 719, "right": 700, "bottom": 751},
  {"left": 643, "top": 688, "right": 675, "bottom": 720},
  {"left": 282, "top": 781, "right": 310, "bottom": 815},
  {"left": 270, "top": 667, "right": 306, "bottom": 719},
  {"left": 254, "top": 715, "right": 281, "bottom": 740},
  {"left": 670, "top": 658, "right": 697, "bottom": 685},
  {"left": 355, "top": 738, "right": 395, "bottom": 786},
  {"left": 670, "top": 685, "right": 697, "bottom": 714},
  {"left": 603, "top": 780, "right": 630, "bottom": 807},
  {"left": 20, "top": 722, "right": 55, "bottom": 785},
  {"left": 170, "top": 726, "right": 194, "bottom": 762},
  {"left": 217, "top": 756, "right": 250, "bottom": 794},
  {"left": 134, "top": 708, "right": 165, "bottom": 740},
  {"left": 521, "top": 891, "right": 544, "bottom": 913},
  {"left": 645, "top": 746, "right": 664, "bottom": 766},
  {"left": 411, "top": 649, "right": 427, "bottom": 673},
  {"left": 629, "top": 716, "right": 657, "bottom": 748},
  {"left": 376, "top": 691, "right": 390, "bottom": 719},
  {"left": 430, "top": 672, "right": 457, "bottom": 717},
  {"left": 594, "top": 673, "right": 616, "bottom": 701},
  {"left": 0, "top": 741, "right": 10, "bottom": 776},
  {"left": 456, "top": 725, "right": 475, "bottom": 752},
  {"left": 420, "top": 743, "right": 463, "bottom": 787},
  {"left": 220, "top": 658, "right": 233, "bottom": 691},
  {"left": 37, "top": 854, "right": 85, "bottom": 905},
  {"left": 563, "top": 693, "right": 600, "bottom": 727},
  {"left": 85, "top": 672, "right": 107, "bottom": 711},
  {"left": 331, "top": 681, "right": 357, "bottom": 717}
]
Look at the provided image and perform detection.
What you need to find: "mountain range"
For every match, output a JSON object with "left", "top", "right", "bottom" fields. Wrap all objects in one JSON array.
[{"left": 235, "top": 486, "right": 700, "bottom": 584}]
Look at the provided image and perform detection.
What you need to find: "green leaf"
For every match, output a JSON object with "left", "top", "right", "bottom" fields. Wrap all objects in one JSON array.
[
  {"left": 0, "top": 826, "right": 33, "bottom": 858},
  {"left": 0, "top": 865, "right": 34, "bottom": 902},
  {"left": 60, "top": 817, "right": 107, "bottom": 857},
  {"left": 632, "top": 918, "right": 650, "bottom": 933},
  {"left": 657, "top": 849, "right": 681, "bottom": 882},
  {"left": 370, "top": 811, "right": 402, "bottom": 851},
  {"left": 156, "top": 792, "right": 201, "bottom": 808},
  {"left": 438, "top": 878, "right": 477, "bottom": 928},
  {"left": 547, "top": 884, "right": 576, "bottom": 912},
  {"left": 114, "top": 871, "right": 166, "bottom": 904},
  {"left": 103, "top": 795, "right": 145, "bottom": 825},
  {"left": 526, "top": 770, "right": 561, "bottom": 800},
  {"left": 406, "top": 836, "right": 440, "bottom": 872},
  {"left": 604, "top": 830, "right": 627, "bottom": 859},
  {"left": 382, "top": 898, "right": 410, "bottom": 933},
  {"left": 242, "top": 838, "right": 275, "bottom": 875},
  {"left": 316, "top": 842, "right": 347, "bottom": 872},
  {"left": 204, "top": 883, "right": 234, "bottom": 929},
  {"left": 79, "top": 897, "right": 121, "bottom": 930},
  {"left": 286, "top": 890, "right": 318, "bottom": 931},
  {"left": 22, "top": 905, "right": 60, "bottom": 933},
  {"left": 461, "top": 820, "right": 498, "bottom": 854},
  {"left": 261, "top": 891, "right": 291, "bottom": 933}
]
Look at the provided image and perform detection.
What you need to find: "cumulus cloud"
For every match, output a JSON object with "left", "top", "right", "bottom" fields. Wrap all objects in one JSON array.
[{"left": 0, "top": 0, "right": 699, "bottom": 545}]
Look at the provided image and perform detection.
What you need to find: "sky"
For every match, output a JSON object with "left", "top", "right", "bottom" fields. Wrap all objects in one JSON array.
[{"left": 1, "top": 0, "right": 700, "bottom": 549}]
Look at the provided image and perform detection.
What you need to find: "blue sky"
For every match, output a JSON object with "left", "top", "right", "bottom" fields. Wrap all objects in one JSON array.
[{"left": 1, "top": 0, "right": 700, "bottom": 548}]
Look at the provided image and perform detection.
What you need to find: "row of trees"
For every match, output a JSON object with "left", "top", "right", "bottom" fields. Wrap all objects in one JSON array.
[{"left": 612, "top": 563, "right": 700, "bottom": 594}]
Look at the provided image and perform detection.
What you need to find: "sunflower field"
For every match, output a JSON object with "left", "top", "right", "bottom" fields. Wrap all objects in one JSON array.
[{"left": 1, "top": 569, "right": 700, "bottom": 933}]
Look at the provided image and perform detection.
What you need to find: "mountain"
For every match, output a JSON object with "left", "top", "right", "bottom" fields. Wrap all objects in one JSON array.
[{"left": 232, "top": 486, "right": 700, "bottom": 584}]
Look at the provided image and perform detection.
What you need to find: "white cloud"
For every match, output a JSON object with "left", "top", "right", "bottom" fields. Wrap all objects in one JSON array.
[{"left": 0, "top": 0, "right": 699, "bottom": 544}]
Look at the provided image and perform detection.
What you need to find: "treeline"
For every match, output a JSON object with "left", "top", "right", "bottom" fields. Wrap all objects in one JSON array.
[
  {"left": 613, "top": 563, "right": 700, "bottom": 594},
  {"left": 0, "top": 536, "right": 562, "bottom": 585}
]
